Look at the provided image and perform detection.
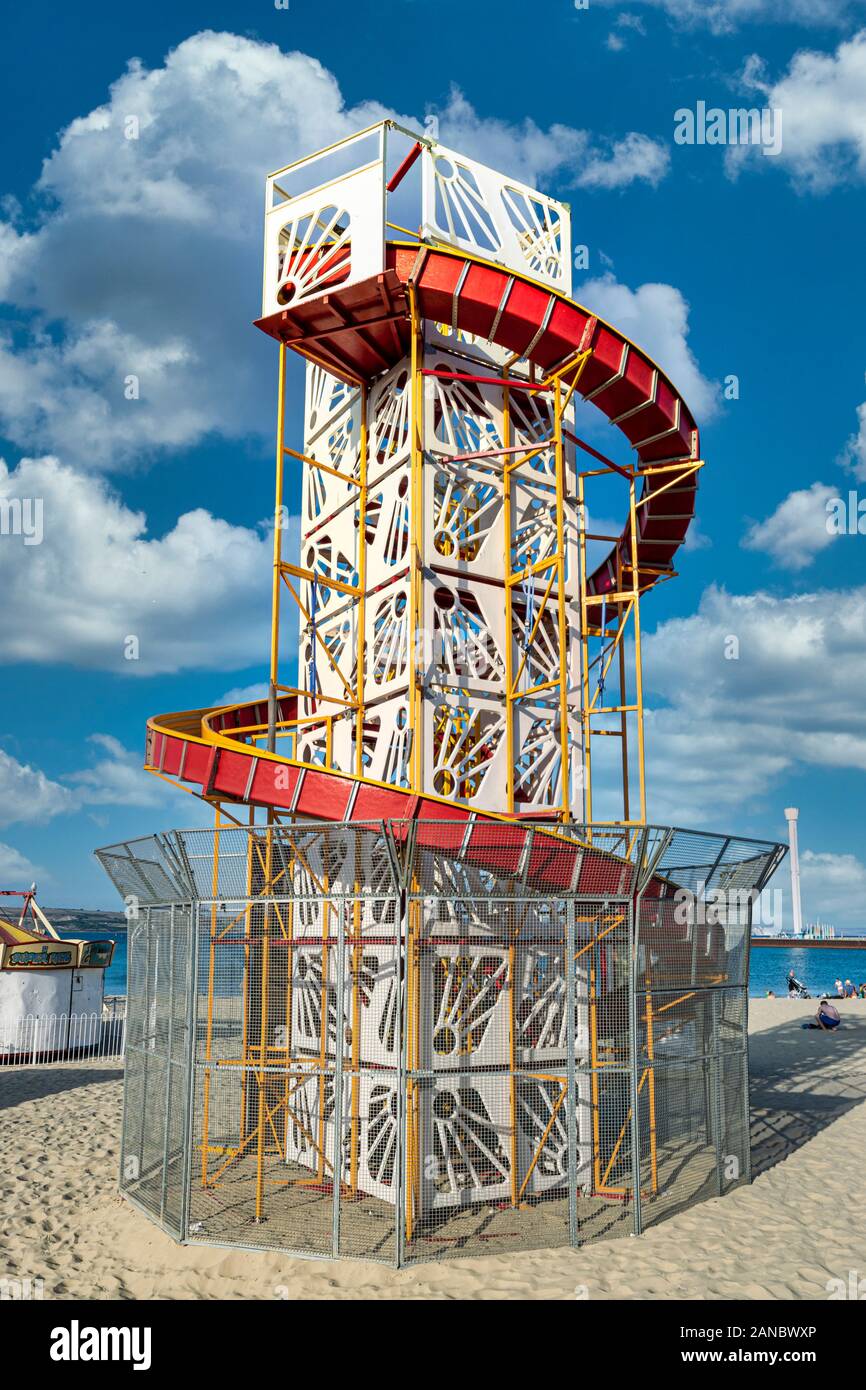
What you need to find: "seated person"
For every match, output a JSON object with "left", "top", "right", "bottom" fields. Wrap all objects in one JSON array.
[
  {"left": 803, "top": 999, "right": 841, "bottom": 1030},
  {"left": 787, "top": 969, "right": 805, "bottom": 995}
]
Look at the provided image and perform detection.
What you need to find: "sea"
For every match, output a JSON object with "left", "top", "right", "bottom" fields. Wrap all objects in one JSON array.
[
  {"left": 748, "top": 946, "right": 866, "bottom": 999},
  {"left": 55, "top": 929, "right": 866, "bottom": 1002}
]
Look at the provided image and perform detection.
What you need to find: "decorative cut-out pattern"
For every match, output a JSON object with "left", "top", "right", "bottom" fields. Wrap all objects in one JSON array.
[
  {"left": 296, "top": 313, "right": 583, "bottom": 822},
  {"left": 365, "top": 474, "right": 410, "bottom": 583},
  {"left": 422, "top": 143, "right": 571, "bottom": 294},
  {"left": 430, "top": 463, "right": 501, "bottom": 568},
  {"left": 432, "top": 584, "right": 504, "bottom": 690},
  {"left": 426, "top": 951, "right": 508, "bottom": 1065},
  {"left": 431, "top": 700, "right": 504, "bottom": 801},
  {"left": 305, "top": 367, "right": 360, "bottom": 472},
  {"left": 371, "top": 587, "right": 410, "bottom": 688},
  {"left": 276, "top": 204, "right": 352, "bottom": 307},
  {"left": 370, "top": 365, "right": 411, "bottom": 475},
  {"left": 513, "top": 706, "right": 580, "bottom": 809},
  {"left": 427, "top": 362, "right": 503, "bottom": 455},
  {"left": 429, "top": 156, "right": 502, "bottom": 255},
  {"left": 501, "top": 185, "right": 566, "bottom": 285}
]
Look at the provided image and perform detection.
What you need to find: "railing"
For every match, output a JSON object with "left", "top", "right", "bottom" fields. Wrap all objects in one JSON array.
[
  {"left": 0, "top": 1000, "right": 127, "bottom": 1067},
  {"left": 262, "top": 121, "right": 573, "bottom": 319}
]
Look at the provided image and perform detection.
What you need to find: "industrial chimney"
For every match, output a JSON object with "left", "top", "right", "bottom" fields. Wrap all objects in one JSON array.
[{"left": 784, "top": 808, "right": 804, "bottom": 937}]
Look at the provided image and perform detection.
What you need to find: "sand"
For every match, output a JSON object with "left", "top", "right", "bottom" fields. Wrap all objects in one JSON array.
[{"left": 1, "top": 997, "right": 865, "bottom": 1300}]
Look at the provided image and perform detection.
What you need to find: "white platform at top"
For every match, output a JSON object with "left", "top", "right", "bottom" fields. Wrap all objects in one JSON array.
[{"left": 262, "top": 122, "right": 573, "bottom": 320}]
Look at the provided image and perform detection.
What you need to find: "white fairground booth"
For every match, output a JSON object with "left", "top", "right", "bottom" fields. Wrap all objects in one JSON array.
[{"left": 0, "top": 888, "right": 115, "bottom": 1059}]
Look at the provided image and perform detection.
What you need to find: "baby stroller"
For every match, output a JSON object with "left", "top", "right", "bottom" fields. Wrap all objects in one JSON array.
[{"left": 787, "top": 973, "right": 811, "bottom": 999}]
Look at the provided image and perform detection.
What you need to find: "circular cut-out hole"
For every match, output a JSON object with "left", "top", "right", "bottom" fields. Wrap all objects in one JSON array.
[
  {"left": 433, "top": 1026, "right": 458, "bottom": 1056},
  {"left": 433, "top": 1089, "right": 457, "bottom": 1120}
]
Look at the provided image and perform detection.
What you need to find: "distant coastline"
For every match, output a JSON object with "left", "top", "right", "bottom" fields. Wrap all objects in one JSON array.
[
  {"left": 43, "top": 908, "right": 128, "bottom": 933},
  {"left": 752, "top": 936, "right": 866, "bottom": 950}
]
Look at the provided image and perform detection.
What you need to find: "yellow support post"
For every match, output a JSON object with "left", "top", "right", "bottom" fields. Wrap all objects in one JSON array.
[
  {"left": 554, "top": 381, "right": 571, "bottom": 822},
  {"left": 577, "top": 471, "right": 592, "bottom": 828},
  {"left": 628, "top": 477, "right": 647, "bottom": 824},
  {"left": 645, "top": 982, "right": 658, "bottom": 1194},
  {"left": 355, "top": 386, "right": 368, "bottom": 780},
  {"left": 503, "top": 367, "right": 514, "bottom": 814},
  {"left": 269, "top": 344, "right": 287, "bottom": 752},
  {"left": 234, "top": 817, "right": 254, "bottom": 1159},
  {"left": 317, "top": 858, "right": 332, "bottom": 1185},
  {"left": 407, "top": 283, "right": 424, "bottom": 794},
  {"left": 255, "top": 930, "right": 270, "bottom": 1222},
  {"left": 617, "top": 555, "right": 631, "bottom": 825},
  {"left": 200, "top": 803, "right": 222, "bottom": 1187}
]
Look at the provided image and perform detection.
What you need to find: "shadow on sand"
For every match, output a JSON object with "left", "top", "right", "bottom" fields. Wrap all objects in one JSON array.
[
  {"left": 749, "top": 1011, "right": 866, "bottom": 1178},
  {"left": 0, "top": 1064, "right": 122, "bottom": 1110}
]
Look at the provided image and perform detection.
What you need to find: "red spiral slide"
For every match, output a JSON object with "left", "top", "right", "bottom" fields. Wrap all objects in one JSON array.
[{"left": 146, "top": 243, "right": 700, "bottom": 898}]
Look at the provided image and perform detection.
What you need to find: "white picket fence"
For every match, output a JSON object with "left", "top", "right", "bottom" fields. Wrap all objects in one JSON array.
[{"left": 0, "top": 1000, "right": 127, "bottom": 1066}]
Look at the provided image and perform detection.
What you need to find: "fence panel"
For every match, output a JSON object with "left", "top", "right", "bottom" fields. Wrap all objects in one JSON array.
[
  {"left": 119, "top": 905, "right": 193, "bottom": 1239},
  {"left": 93, "top": 820, "right": 783, "bottom": 1266}
]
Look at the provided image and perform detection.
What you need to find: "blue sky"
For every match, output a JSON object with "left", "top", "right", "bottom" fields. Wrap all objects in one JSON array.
[{"left": 1, "top": 0, "right": 865, "bottom": 924}]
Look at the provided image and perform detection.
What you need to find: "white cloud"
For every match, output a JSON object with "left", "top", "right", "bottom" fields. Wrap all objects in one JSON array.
[
  {"left": 0, "top": 326, "right": 206, "bottom": 470},
  {"left": 0, "top": 734, "right": 198, "bottom": 834},
  {"left": 427, "top": 89, "right": 589, "bottom": 187},
  {"left": 637, "top": 584, "right": 866, "bottom": 826},
  {"left": 728, "top": 30, "right": 866, "bottom": 189},
  {"left": 683, "top": 516, "right": 712, "bottom": 551},
  {"left": 742, "top": 481, "right": 839, "bottom": 569},
  {"left": 605, "top": 12, "right": 647, "bottom": 50},
  {"left": 0, "top": 32, "right": 669, "bottom": 470},
  {"left": 0, "top": 841, "right": 39, "bottom": 884},
  {"left": 799, "top": 848, "right": 866, "bottom": 927},
  {"left": 771, "top": 846, "right": 866, "bottom": 935},
  {"left": 0, "top": 455, "right": 273, "bottom": 673},
  {"left": 67, "top": 734, "right": 175, "bottom": 809},
  {"left": 593, "top": 0, "right": 865, "bottom": 34},
  {"left": 430, "top": 87, "right": 668, "bottom": 192},
  {"left": 0, "top": 749, "right": 75, "bottom": 828},
  {"left": 578, "top": 133, "right": 669, "bottom": 189},
  {"left": 214, "top": 682, "right": 269, "bottom": 707},
  {"left": 580, "top": 273, "right": 719, "bottom": 420},
  {"left": 838, "top": 381, "right": 866, "bottom": 479}
]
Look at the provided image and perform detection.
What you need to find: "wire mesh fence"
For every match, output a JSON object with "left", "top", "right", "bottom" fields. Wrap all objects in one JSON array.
[{"left": 96, "top": 819, "right": 785, "bottom": 1265}]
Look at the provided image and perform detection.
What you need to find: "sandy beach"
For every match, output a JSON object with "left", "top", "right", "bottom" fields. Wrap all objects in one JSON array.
[{"left": 1, "top": 997, "right": 865, "bottom": 1300}]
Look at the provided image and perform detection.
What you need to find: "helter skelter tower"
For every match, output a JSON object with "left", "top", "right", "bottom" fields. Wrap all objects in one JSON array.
[
  {"left": 267, "top": 135, "right": 584, "bottom": 821},
  {"left": 135, "top": 123, "right": 732, "bottom": 1252},
  {"left": 257, "top": 122, "right": 701, "bottom": 826}
]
